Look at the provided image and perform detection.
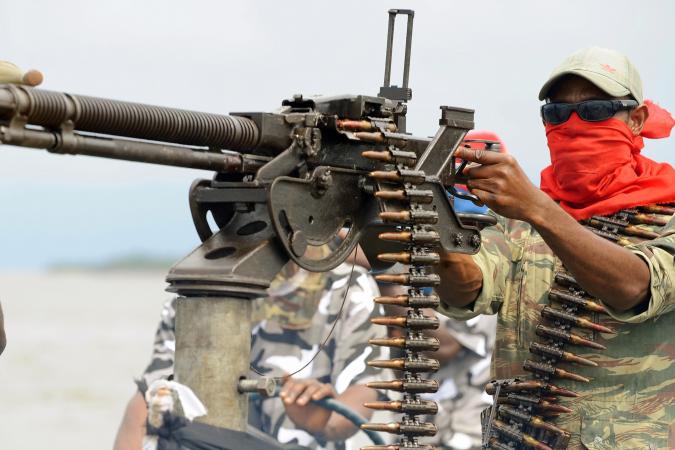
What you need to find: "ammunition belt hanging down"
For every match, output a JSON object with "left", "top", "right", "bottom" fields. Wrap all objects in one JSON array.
[
  {"left": 359, "top": 146, "right": 442, "bottom": 450},
  {"left": 483, "top": 204, "right": 674, "bottom": 450}
]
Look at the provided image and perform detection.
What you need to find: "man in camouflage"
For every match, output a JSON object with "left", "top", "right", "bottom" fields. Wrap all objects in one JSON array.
[
  {"left": 436, "top": 47, "right": 675, "bottom": 449},
  {"left": 114, "top": 261, "right": 389, "bottom": 450}
]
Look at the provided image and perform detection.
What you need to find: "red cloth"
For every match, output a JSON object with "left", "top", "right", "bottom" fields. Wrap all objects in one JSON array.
[{"left": 540, "top": 101, "right": 675, "bottom": 220}]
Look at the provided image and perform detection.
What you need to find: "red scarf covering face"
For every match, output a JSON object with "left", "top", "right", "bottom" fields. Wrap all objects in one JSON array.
[{"left": 540, "top": 101, "right": 675, "bottom": 220}]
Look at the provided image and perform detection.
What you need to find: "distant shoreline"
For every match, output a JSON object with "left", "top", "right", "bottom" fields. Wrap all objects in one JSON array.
[{"left": 47, "top": 254, "right": 178, "bottom": 273}]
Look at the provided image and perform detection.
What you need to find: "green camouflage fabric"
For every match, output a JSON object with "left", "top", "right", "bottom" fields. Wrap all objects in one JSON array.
[
  {"left": 423, "top": 314, "right": 497, "bottom": 450},
  {"left": 438, "top": 212, "right": 675, "bottom": 449},
  {"left": 137, "top": 262, "right": 388, "bottom": 450}
]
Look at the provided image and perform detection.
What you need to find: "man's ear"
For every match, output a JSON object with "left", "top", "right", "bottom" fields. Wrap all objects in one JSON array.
[{"left": 628, "top": 104, "right": 649, "bottom": 135}]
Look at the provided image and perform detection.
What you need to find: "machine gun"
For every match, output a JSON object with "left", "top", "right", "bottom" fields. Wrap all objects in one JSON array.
[{"left": 0, "top": 9, "right": 493, "bottom": 450}]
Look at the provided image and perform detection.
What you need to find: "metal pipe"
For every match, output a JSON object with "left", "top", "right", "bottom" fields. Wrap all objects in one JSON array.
[
  {"left": 0, "top": 85, "right": 260, "bottom": 151},
  {"left": 0, "top": 126, "right": 263, "bottom": 172},
  {"left": 174, "top": 296, "right": 253, "bottom": 430}
]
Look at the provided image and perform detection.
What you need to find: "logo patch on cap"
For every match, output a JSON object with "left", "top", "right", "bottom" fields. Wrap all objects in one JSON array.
[{"left": 600, "top": 63, "right": 616, "bottom": 73}]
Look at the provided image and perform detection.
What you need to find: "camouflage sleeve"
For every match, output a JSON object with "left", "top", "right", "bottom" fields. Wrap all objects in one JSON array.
[
  {"left": 330, "top": 266, "right": 389, "bottom": 394},
  {"left": 438, "top": 213, "right": 513, "bottom": 321},
  {"left": 607, "top": 228, "right": 675, "bottom": 323},
  {"left": 135, "top": 298, "right": 177, "bottom": 396}
]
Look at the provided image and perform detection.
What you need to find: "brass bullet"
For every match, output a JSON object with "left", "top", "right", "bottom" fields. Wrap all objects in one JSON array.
[
  {"left": 499, "top": 405, "right": 570, "bottom": 436},
  {"left": 360, "top": 421, "right": 437, "bottom": 437},
  {"left": 549, "top": 289, "right": 608, "bottom": 314},
  {"left": 374, "top": 273, "right": 440, "bottom": 287},
  {"left": 373, "top": 294, "right": 440, "bottom": 308},
  {"left": 625, "top": 212, "right": 668, "bottom": 226},
  {"left": 354, "top": 131, "right": 385, "bottom": 143},
  {"left": 586, "top": 218, "right": 659, "bottom": 240},
  {"left": 367, "top": 357, "right": 440, "bottom": 372},
  {"left": 369, "top": 336, "right": 440, "bottom": 352},
  {"left": 554, "top": 272, "right": 582, "bottom": 291},
  {"left": 370, "top": 169, "right": 426, "bottom": 185},
  {"left": 639, "top": 204, "right": 675, "bottom": 216},
  {"left": 492, "top": 419, "right": 554, "bottom": 450},
  {"left": 499, "top": 393, "right": 573, "bottom": 414},
  {"left": 337, "top": 119, "right": 397, "bottom": 132},
  {"left": 375, "top": 188, "right": 434, "bottom": 204},
  {"left": 623, "top": 224, "right": 660, "bottom": 239},
  {"left": 587, "top": 227, "right": 633, "bottom": 247},
  {"left": 529, "top": 341, "right": 598, "bottom": 367},
  {"left": 536, "top": 324, "right": 607, "bottom": 350},
  {"left": 377, "top": 251, "right": 440, "bottom": 265},
  {"left": 360, "top": 446, "right": 434, "bottom": 450},
  {"left": 363, "top": 399, "right": 438, "bottom": 415},
  {"left": 367, "top": 379, "right": 439, "bottom": 394},
  {"left": 485, "top": 379, "right": 579, "bottom": 398},
  {"left": 523, "top": 359, "right": 591, "bottom": 383},
  {"left": 361, "top": 148, "right": 416, "bottom": 164},
  {"left": 541, "top": 306, "right": 615, "bottom": 334},
  {"left": 379, "top": 230, "right": 440, "bottom": 244},
  {"left": 379, "top": 209, "right": 439, "bottom": 224},
  {"left": 371, "top": 315, "right": 439, "bottom": 330}
]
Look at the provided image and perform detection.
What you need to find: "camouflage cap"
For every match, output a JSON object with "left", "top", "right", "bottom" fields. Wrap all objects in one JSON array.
[
  {"left": 261, "top": 263, "right": 330, "bottom": 330},
  {"left": 257, "top": 245, "right": 333, "bottom": 330},
  {"left": 538, "top": 47, "right": 643, "bottom": 103},
  {"left": 0, "top": 61, "right": 43, "bottom": 86}
]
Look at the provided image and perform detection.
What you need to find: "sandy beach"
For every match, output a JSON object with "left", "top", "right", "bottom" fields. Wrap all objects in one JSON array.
[
  {"left": 0, "top": 270, "right": 384, "bottom": 449},
  {"left": 0, "top": 271, "right": 169, "bottom": 449}
]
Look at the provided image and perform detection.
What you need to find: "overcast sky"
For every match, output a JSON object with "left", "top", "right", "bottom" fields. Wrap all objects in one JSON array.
[{"left": 1, "top": 0, "right": 673, "bottom": 268}]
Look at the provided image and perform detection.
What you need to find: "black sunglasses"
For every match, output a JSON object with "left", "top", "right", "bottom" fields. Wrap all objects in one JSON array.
[{"left": 541, "top": 99, "right": 638, "bottom": 125}]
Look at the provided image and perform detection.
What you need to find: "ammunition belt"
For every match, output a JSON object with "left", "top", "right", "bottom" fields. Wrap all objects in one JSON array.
[
  {"left": 361, "top": 147, "right": 442, "bottom": 450},
  {"left": 483, "top": 204, "right": 674, "bottom": 450}
]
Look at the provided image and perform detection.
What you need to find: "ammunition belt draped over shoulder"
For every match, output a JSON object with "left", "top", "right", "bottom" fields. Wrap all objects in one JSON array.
[{"left": 482, "top": 204, "right": 675, "bottom": 450}]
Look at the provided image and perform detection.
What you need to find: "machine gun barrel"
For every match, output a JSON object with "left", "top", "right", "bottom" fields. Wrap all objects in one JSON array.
[{"left": 0, "top": 85, "right": 264, "bottom": 152}]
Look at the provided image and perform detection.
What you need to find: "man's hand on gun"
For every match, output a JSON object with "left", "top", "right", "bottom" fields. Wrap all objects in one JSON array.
[
  {"left": 280, "top": 377, "right": 337, "bottom": 435},
  {"left": 457, "top": 147, "right": 553, "bottom": 223}
]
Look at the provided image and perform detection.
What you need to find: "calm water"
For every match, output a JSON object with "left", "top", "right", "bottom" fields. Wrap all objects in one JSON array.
[
  {"left": 0, "top": 271, "right": 385, "bottom": 449},
  {"left": 0, "top": 271, "right": 171, "bottom": 449}
]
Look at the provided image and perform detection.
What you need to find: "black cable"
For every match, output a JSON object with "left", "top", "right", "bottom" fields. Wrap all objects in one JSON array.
[{"left": 249, "top": 391, "right": 386, "bottom": 446}]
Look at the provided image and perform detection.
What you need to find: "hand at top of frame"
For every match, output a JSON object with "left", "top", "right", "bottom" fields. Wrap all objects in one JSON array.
[
  {"left": 0, "top": 61, "right": 43, "bottom": 86},
  {"left": 457, "top": 147, "right": 554, "bottom": 224}
]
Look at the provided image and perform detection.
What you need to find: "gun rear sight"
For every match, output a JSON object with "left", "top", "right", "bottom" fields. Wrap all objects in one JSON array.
[{"left": 379, "top": 8, "right": 414, "bottom": 105}]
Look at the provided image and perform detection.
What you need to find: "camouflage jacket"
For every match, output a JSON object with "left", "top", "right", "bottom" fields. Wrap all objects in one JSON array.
[
  {"left": 439, "top": 213, "right": 675, "bottom": 449},
  {"left": 137, "top": 263, "right": 388, "bottom": 450}
]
